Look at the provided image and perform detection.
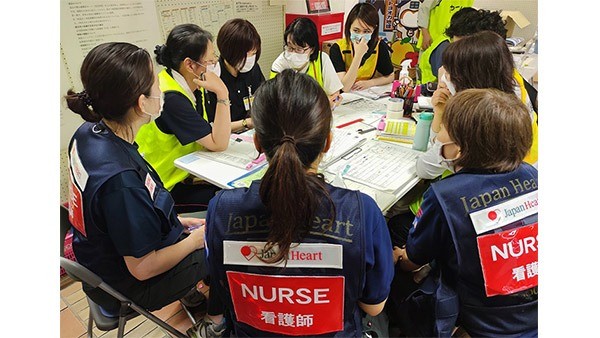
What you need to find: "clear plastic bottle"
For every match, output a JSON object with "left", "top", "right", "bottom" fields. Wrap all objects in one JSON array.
[{"left": 412, "top": 112, "right": 434, "bottom": 151}]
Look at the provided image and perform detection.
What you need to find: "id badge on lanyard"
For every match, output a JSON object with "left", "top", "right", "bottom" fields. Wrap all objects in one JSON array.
[{"left": 243, "top": 85, "right": 254, "bottom": 112}]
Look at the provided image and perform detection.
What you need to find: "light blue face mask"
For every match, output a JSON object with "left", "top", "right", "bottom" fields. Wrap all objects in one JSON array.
[{"left": 350, "top": 32, "right": 371, "bottom": 44}]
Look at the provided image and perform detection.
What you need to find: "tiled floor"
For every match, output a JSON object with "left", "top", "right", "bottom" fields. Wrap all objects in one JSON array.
[{"left": 60, "top": 276, "right": 209, "bottom": 338}]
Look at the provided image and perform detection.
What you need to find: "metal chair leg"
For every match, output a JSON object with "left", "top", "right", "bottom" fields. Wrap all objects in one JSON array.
[{"left": 87, "top": 307, "right": 94, "bottom": 338}]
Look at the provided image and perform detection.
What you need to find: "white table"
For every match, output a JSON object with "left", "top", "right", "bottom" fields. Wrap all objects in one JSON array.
[{"left": 174, "top": 94, "right": 422, "bottom": 212}]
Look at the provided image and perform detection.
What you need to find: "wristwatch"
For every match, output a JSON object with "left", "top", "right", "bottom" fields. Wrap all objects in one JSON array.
[
  {"left": 242, "top": 118, "right": 248, "bottom": 128},
  {"left": 216, "top": 98, "right": 231, "bottom": 106}
]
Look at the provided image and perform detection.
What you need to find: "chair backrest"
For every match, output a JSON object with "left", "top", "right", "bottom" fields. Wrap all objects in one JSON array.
[{"left": 58, "top": 206, "right": 188, "bottom": 338}]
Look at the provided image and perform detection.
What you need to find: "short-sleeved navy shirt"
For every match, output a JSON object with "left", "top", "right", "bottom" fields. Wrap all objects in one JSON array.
[
  {"left": 154, "top": 69, "right": 213, "bottom": 145},
  {"left": 74, "top": 138, "right": 184, "bottom": 289},
  {"left": 205, "top": 58, "right": 265, "bottom": 123},
  {"left": 329, "top": 39, "right": 394, "bottom": 77}
]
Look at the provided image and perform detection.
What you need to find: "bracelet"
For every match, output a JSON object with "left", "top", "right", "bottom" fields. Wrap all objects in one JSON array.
[
  {"left": 217, "top": 98, "right": 231, "bottom": 106},
  {"left": 242, "top": 118, "right": 248, "bottom": 128}
]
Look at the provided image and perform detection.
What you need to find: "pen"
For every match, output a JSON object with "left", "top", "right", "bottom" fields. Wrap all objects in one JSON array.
[
  {"left": 336, "top": 118, "right": 364, "bottom": 129},
  {"left": 245, "top": 153, "right": 266, "bottom": 170}
]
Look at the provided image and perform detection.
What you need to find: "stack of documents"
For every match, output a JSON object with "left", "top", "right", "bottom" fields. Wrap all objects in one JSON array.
[
  {"left": 326, "top": 140, "right": 420, "bottom": 192},
  {"left": 320, "top": 129, "right": 367, "bottom": 169},
  {"left": 351, "top": 83, "right": 393, "bottom": 100}
]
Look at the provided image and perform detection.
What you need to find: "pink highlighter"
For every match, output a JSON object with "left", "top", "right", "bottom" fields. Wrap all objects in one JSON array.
[
  {"left": 245, "top": 153, "right": 267, "bottom": 170},
  {"left": 377, "top": 116, "right": 386, "bottom": 131}
]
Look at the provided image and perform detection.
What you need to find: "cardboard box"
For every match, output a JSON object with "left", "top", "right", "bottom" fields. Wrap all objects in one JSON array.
[
  {"left": 500, "top": 10, "right": 530, "bottom": 38},
  {"left": 285, "top": 12, "right": 344, "bottom": 47}
]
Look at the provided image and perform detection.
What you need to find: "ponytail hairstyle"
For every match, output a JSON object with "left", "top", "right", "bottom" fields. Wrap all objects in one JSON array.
[
  {"left": 154, "top": 23, "right": 213, "bottom": 69},
  {"left": 252, "top": 69, "right": 335, "bottom": 264},
  {"left": 65, "top": 42, "right": 154, "bottom": 126}
]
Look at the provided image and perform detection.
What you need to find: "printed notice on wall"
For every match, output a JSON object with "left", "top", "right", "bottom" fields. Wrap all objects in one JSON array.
[
  {"left": 321, "top": 22, "right": 341, "bottom": 36},
  {"left": 60, "top": 0, "right": 162, "bottom": 78},
  {"left": 155, "top": 0, "right": 234, "bottom": 41},
  {"left": 235, "top": 1, "right": 262, "bottom": 14}
]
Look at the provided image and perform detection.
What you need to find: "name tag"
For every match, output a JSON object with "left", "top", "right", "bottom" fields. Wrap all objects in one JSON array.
[
  {"left": 469, "top": 191, "right": 538, "bottom": 235},
  {"left": 243, "top": 95, "right": 254, "bottom": 111},
  {"left": 223, "top": 241, "right": 343, "bottom": 269},
  {"left": 476, "top": 223, "right": 538, "bottom": 297},
  {"left": 227, "top": 271, "right": 344, "bottom": 335},
  {"left": 144, "top": 173, "right": 156, "bottom": 200},
  {"left": 68, "top": 172, "right": 86, "bottom": 237}
]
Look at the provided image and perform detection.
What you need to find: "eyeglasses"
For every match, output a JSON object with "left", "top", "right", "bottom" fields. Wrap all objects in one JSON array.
[
  {"left": 145, "top": 95, "right": 161, "bottom": 100},
  {"left": 283, "top": 45, "right": 311, "bottom": 54},
  {"left": 193, "top": 53, "right": 220, "bottom": 67}
]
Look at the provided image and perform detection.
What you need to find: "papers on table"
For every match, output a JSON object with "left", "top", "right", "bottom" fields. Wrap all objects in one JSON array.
[
  {"left": 320, "top": 129, "right": 367, "bottom": 169},
  {"left": 350, "top": 83, "right": 393, "bottom": 100}
]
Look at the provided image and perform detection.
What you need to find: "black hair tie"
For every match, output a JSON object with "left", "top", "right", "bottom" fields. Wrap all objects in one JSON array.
[
  {"left": 279, "top": 135, "right": 296, "bottom": 146},
  {"left": 77, "top": 90, "right": 93, "bottom": 107}
]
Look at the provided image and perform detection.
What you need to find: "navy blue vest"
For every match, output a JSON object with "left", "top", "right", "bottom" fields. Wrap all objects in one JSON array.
[
  {"left": 430, "top": 164, "right": 538, "bottom": 337},
  {"left": 207, "top": 181, "right": 367, "bottom": 337},
  {"left": 68, "top": 122, "right": 182, "bottom": 286}
]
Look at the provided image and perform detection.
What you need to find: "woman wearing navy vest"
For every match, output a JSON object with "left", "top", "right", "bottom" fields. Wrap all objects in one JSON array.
[
  {"left": 328, "top": 2, "right": 394, "bottom": 92},
  {"left": 136, "top": 24, "right": 232, "bottom": 214},
  {"left": 397, "top": 89, "right": 538, "bottom": 337},
  {"left": 65, "top": 42, "right": 207, "bottom": 316},
  {"left": 204, "top": 69, "right": 394, "bottom": 337}
]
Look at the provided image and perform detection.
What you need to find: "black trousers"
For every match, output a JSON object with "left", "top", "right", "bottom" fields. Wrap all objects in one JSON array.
[
  {"left": 85, "top": 249, "right": 207, "bottom": 314},
  {"left": 170, "top": 181, "right": 221, "bottom": 214}
]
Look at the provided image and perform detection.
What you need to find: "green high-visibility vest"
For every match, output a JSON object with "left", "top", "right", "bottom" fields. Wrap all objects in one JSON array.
[
  {"left": 136, "top": 69, "right": 208, "bottom": 191},
  {"left": 417, "top": 0, "right": 474, "bottom": 83}
]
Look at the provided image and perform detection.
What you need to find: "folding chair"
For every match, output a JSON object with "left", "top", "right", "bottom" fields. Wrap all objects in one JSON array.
[{"left": 59, "top": 206, "right": 188, "bottom": 338}]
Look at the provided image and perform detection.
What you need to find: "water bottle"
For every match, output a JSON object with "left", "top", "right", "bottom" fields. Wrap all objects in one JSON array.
[{"left": 412, "top": 112, "right": 434, "bottom": 151}]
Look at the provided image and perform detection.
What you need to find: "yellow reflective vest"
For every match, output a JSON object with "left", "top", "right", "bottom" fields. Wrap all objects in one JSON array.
[
  {"left": 135, "top": 69, "right": 208, "bottom": 191},
  {"left": 513, "top": 69, "right": 538, "bottom": 165},
  {"left": 335, "top": 38, "right": 379, "bottom": 80},
  {"left": 417, "top": 0, "right": 474, "bottom": 83}
]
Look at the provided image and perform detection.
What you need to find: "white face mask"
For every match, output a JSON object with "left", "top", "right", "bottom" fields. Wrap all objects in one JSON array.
[
  {"left": 239, "top": 54, "right": 256, "bottom": 73},
  {"left": 432, "top": 139, "right": 459, "bottom": 172},
  {"left": 441, "top": 73, "right": 457, "bottom": 96},
  {"left": 144, "top": 92, "right": 163, "bottom": 121},
  {"left": 284, "top": 51, "right": 310, "bottom": 70},
  {"left": 206, "top": 61, "right": 221, "bottom": 77}
]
